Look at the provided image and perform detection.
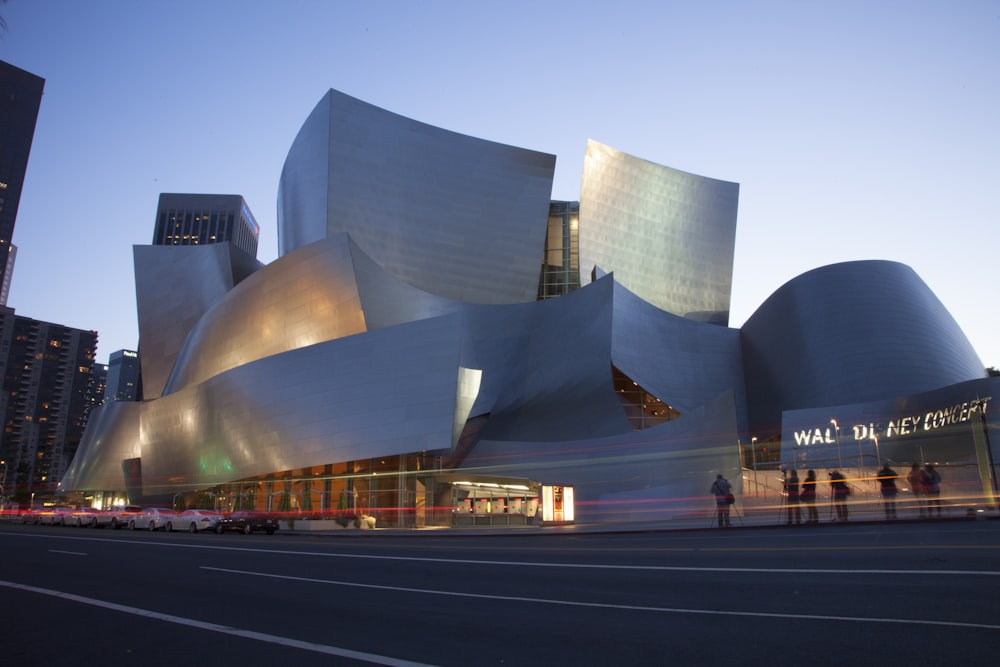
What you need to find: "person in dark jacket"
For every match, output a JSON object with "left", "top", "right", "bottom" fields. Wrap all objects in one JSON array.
[
  {"left": 799, "top": 470, "right": 819, "bottom": 523},
  {"left": 877, "top": 463, "right": 899, "bottom": 519},
  {"left": 924, "top": 464, "right": 943, "bottom": 517},
  {"left": 829, "top": 470, "right": 851, "bottom": 521},
  {"left": 783, "top": 469, "right": 801, "bottom": 525},
  {"left": 907, "top": 463, "right": 927, "bottom": 518},
  {"left": 711, "top": 474, "right": 733, "bottom": 528}
]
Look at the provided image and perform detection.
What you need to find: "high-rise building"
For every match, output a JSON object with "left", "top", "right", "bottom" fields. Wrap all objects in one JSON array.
[
  {"left": 153, "top": 193, "right": 260, "bottom": 259},
  {"left": 0, "top": 61, "right": 45, "bottom": 306},
  {"left": 0, "top": 307, "right": 98, "bottom": 504},
  {"left": 105, "top": 349, "right": 140, "bottom": 402}
]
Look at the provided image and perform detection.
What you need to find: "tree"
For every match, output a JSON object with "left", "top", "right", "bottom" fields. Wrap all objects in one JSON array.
[{"left": 988, "top": 367, "right": 999, "bottom": 377}]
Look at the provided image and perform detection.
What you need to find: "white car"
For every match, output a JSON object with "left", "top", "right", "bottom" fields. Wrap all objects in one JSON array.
[
  {"left": 62, "top": 506, "right": 100, "bottom": 527},
  {"left": 107, "top": 505, "right": 142, "bottom": 529},
  {"left": 128, "top": 507, "right": 176, "bottom": 531},
  {"left": 166, "top": 509, "right": 223, "bottom": 532}
]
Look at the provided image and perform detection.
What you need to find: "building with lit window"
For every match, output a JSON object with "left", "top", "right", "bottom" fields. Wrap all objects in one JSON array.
[
  {"left": 60, "top": 89, "right": 997, "bottom": 525},
  {"left": 0, "top": 61, "right": 45, "bottom": 307},
  {"left": 153, "top": 193, "right": 260, "bottom": 259},
  {"left": 105, "top": 349, "right": 141, "bottom": 402},
  {"left": 0, "top": 307, "right": 98, "bottom": 504}
]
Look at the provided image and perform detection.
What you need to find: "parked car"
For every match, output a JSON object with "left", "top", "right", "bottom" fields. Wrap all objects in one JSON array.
[
  {"left": 48, "top": 507, "right": 76, "bottom": 526},
  {"left": 166, "top": 509, "right": 223, "bottom": 533},
  {"left": 107, "top": 505, "right": 142, "bottom": 529},
  {"left": 214, "top": 511, "right": 280, "bottom": 535},
  {"left": 89, "top": 507, "right": 118, "bottom": 528},
  {"left": 128, "top": 507, "right": 176, "bottom": 531},
  {"left": 20, "top": 506, "right": 46, "bottom": 524},
  {"left": 62, "top": 506, "right": 100, "bottom": 527}
]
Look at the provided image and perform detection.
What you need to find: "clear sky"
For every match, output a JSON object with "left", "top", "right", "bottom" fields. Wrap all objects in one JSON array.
[{"left": 1, "top": 1, "right": 997, "bottom": 369}]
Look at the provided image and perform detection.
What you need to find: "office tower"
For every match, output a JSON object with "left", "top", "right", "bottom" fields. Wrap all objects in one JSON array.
[
  {"left": 153, "top": 193, "right": 260, "bottom": 259},
  {"left": 0, "top": 307, "right": 98, "bottom": 504},
  {"left": 105, "top": 349, "right": 140, "bottom": 401},
  {"left": 0, "top": 61, "right": 45, "bottom": 306}
]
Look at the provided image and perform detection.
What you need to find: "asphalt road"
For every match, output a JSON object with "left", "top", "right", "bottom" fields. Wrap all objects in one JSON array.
[{"left": 1, "top": 519, "right": 998, "bottom": 666}]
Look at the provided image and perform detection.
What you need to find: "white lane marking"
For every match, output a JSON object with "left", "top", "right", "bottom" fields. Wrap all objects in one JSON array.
[
  {"left": 3, "top": 530, "right": 999, "bottom": 577},
  {"left": 48, "top": 549, "right": 87, "bottom": 556},
  {"left": 203, "top": 566, "right": 1000, "bottom": 632},
  {"left": 0, "top": 579, "right": 434, "bottom": 667}
]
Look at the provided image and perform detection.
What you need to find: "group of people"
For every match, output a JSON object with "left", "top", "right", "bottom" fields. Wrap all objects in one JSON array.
[
  {"left": 878, "top": 462, "right": 943, "bottom": 519},
  {"left": 781, "top": 469, "right": 848, "bottom": 523},
  {"left": 712, "top": 461, "right": 944, "bottom": 528}
]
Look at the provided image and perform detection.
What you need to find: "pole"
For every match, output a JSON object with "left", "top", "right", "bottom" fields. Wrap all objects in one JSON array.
[{"left": 831, "top": 419, "right": 843, "bottom": 469}]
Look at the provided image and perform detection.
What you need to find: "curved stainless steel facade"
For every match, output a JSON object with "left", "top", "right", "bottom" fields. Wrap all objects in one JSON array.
[
  {"left": 579, "top": 140, "right": 739, "bottom": 325},
  {"left": 61, "top": 90, "right": 993, "bottom": 524},
  {"left": 741, "top": 260, "right": 985, "bottom": 437},
  {"left": 277, "top": 89, "right": 556, "bottom": 304}
]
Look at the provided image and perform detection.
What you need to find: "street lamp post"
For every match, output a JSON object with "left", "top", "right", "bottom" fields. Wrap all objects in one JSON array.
[{"left": 830, "top": 419, "right": 843, "bottom": 470}]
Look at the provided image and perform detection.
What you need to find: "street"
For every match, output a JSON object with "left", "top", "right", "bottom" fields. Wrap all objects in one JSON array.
[{"left": 1, "top": 519, "right": 998, "bottom": 666}]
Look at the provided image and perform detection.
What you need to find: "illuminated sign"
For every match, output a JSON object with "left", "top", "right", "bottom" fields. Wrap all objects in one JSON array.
[{"left": 792, "top": 397, "right": 991, "bottom": 447}]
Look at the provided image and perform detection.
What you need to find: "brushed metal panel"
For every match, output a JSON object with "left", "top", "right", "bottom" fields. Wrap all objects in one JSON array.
[
  {"left": 141, "top": 314, "right": 465, "bottom": 491},
  {"left": 58, "top": 401, "right": 141, "bottom": 492},
  {"left": 163, "top": 234, "right": 368, "bottom": 394},
  {"left": 579, "top": 140, "right": 739, "bottom": 324},
  {"left": 742, "top": 260, "right": 986, "bottom": 437},
  {"left": 278, "top": 89, "right": 556, "bottom": 305},
  {"left": 135, "top": 244, "right": 255, "bottom": 399}
]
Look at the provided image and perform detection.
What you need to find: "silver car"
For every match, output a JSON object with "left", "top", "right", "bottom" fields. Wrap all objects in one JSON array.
[
  {"left": 166, "top": 509, "right": 223, "bottom": 533},
  {"left": 128, "top": 507, "right": 176, "bottom": 531}
]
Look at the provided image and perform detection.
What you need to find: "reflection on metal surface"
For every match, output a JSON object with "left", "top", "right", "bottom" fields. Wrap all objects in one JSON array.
[
  {"left": 60, "top": 89, "right": 992, "bottom": 525},
  {"left": 579, "top": 140, "right": 739, "bottom": 325}
]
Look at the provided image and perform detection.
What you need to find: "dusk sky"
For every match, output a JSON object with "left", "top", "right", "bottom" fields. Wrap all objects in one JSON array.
[{"left": 1, "top": 2, "right": 997, "bottom": 369}]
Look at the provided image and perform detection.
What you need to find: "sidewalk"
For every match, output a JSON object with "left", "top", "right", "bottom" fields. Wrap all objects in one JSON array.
[{"left": 281, "top": 495, "right": 998, "bottom": 537}]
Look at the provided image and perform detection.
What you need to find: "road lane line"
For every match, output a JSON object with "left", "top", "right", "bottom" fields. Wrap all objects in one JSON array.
[
  {"left": 0, "top": 579, "right": 435, "bottom": 667},
  {"left": 203, "top": 565, "right": 1000, "bottom": 632},
  {"left": 3, "top": 530, "right": 999, "bottom": 576},
  {"left": 48, "top": 549, "right": 87, "bottom": 556}
]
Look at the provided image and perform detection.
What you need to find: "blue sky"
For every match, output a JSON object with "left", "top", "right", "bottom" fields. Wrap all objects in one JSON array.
[{"left": 1, "top": 1, "right": 997, "bottom": 368}]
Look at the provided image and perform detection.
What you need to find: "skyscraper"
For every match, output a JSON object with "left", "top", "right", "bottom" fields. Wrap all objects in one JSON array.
[
  {"left": 0, "top": 61, "right": 45, "bottom": 306},
  {"left": 105, "top": 349, "right": 140, "bottom": 402},
  {"left": 153, "top": 193, "right": 260, "bottom": 259},
  {"left": 0, "top": 307, "right": 98, "bottom": 504}
]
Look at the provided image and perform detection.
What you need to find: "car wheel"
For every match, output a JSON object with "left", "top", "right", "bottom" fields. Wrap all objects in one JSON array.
[
  {"left": 111, "top": 519, "right": 119, "bottom": 529},
  {"left": 266, "top": 529, "right": 275, "bottom": 535},
  {"left": 128, "top": 520, "right": 136, "bottom": 530},
  {"left": 148, "top": 521, "right": 157, "bottom": 531},
  {"left": 91, "top": 518, "right": 99, "bottom": 528},
  {"left": 243, "top": 524, "right": 252, "bottom": 535},
  {"left": 214, "top": 524, "right": 224, "bottom": 534},
  {"left": 189, "top": 522, "right": 197, "bottom": 533}
]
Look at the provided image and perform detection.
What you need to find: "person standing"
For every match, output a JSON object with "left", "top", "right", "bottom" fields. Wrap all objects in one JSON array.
[
  {"left": 907, "top": 462, "right": 927, "bottom": 518},
  {"left": 800, "top": 469, "right": 819, "bottom": 523},
  {"left": 876, "top": 463, "right": 899, "bottom": 519},
  {"left": 711, "top": 474, "right": 733, "bottom": 528},
  {"left": 924, "top": 464, "right": 943, "bottom": 517},
  {"left": 829, "top": 470, "right": 851, "bottom": 521},
  {"left": 783, "top": 469, "right": 801, "bottom": 525}
]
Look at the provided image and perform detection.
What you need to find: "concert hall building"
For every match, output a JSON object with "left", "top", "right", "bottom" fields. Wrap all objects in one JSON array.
[{"left": 60, "top": 89, "right": 998, "bottom": 526}]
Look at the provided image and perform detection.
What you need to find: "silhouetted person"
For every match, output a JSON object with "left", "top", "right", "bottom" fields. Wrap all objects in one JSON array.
[
  {"left": 924, "top": 464, "right": 943, "bottom": 517},
  {"left": 877, "top": 463, "right": 899, "bottom": 519},
  {"left": 784, "top": 469, "right": 801, "bottom": 525},
  {"left": 711, "top": 474, "right": 733, "bottom": 528},
  {"left": 800, "top": 469, "right": 819, "bottom": 523},
  {"left": 907, "top": 462, "right": 927, "bottom": 518},
  {"left": 829, "top": 470, "right": 851, "bottom": 521}
]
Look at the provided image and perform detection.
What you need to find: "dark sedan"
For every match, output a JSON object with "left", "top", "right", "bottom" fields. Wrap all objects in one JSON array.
[{"left": 214, "top": 511, "right": 280, "bottom": 535}]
